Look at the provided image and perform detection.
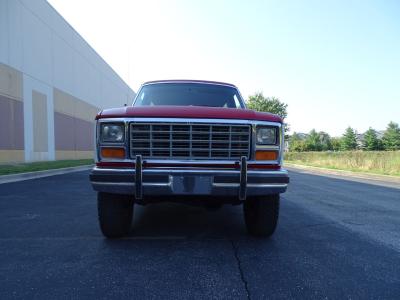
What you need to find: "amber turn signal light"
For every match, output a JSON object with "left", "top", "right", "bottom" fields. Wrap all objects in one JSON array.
[
  {"left": 255, "top": 150, "right": 278, "bottom": 161},
  {"left": 101, "top": 147, "right": 125, "bottom": 159}
]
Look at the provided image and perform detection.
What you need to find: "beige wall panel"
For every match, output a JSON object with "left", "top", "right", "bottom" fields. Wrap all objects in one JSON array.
[
  {"left": 75, "top": 151, "right": 93, "bottom": 159},
  {"left": 53, "top": 88, "right": 74, "bottom": 117},
  {"left": 0, "top": 150, "right": 24, "bottom": 163},
  {"left": 32, "top": 90, "right": 48, "bottom": 152},
  {"left": 54, "top": 88, "right": 99, "bottom": 122},
  {"left": 55, "top": 150, "right": 75, "bottom": 160},
  {"left": 55, "top": 150, "right": 93, "bottom": 160},
  {"left": 75, "top": 150, "right": 93, "bottom": 159},
  {"left": 74, "top": 98, "right": 99, "bottom": 122},
  {"left": 0, "top": 63, "right": 23, "bottom": 101}
]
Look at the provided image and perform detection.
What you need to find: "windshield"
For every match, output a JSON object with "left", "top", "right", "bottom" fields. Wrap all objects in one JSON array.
[{"left": 133, "top": 83, "right": 245, "bottom": 109}]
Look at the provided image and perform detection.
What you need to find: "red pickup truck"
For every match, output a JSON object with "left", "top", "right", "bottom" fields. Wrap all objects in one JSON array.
[{"left": 90, "top": 80, "right": 289, "bottom": 238}]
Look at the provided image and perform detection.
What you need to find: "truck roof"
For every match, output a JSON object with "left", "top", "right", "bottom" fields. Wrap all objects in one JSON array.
[{"left": 142, "top": 79, "right": 237, "bottom": 88}]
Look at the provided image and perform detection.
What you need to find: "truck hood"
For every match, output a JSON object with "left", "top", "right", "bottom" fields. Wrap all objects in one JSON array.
[{"left": 95, "top": 105, "right": 282, "bottom": 123}]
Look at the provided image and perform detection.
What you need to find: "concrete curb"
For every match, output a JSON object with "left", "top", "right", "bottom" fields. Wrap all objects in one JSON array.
[
  {"left": 0, "top": 165, "right": 93, "bottom": 184},
  {"left": 285, "top": 163, "right": 400, "bottom": 184}
]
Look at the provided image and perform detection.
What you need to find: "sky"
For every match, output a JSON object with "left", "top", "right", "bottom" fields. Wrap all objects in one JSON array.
[{"left": 47, "top": 0, "right": 400, "bottom": 136}]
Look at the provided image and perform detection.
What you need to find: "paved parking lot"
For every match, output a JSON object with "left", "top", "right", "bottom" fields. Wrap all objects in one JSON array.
[{"left": 0, "top": 170, "right": 399, "bottom": 299}]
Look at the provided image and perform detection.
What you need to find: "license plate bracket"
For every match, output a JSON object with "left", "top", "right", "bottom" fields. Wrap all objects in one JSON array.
[{"left": 171, "top": 175, "right": 212, "bottom": 194}]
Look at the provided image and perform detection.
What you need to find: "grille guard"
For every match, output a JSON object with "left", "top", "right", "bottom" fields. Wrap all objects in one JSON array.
[{"left": 133, "top": 154, "right": 251, "bottom": 200}]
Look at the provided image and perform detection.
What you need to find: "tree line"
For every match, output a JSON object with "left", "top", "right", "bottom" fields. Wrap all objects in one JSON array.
[
  {"left": 289, "top": 122, "right": 400, "bottom": 152},
  {"left": 245, "top": 92, "right": 399, "bottom": 152}
]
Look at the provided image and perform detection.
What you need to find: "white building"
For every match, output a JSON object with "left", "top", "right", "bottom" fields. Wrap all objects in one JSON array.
[{"left": 0, "top": 0, "right": 135, "bottom": 163}]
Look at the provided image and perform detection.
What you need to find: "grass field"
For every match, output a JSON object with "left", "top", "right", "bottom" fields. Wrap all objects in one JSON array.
[
  {"left": 284, "top": 151, "right": 400, "bottom": 176},
  {"left": 0, "top": 159, "right": 94, "bottom": 176}
]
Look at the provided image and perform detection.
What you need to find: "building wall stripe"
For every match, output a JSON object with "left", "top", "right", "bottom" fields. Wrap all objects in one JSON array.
[
  {"left": 0, "top": 150, "right": 24, "bottom": 163},
  {"left": 55, "top": 150, "right": 93, "bottom": 160},
  {"left": 54, "top": 112, "right": 94, "bottom": 151},
  {"left": 0, "top": 95, "right": 24, "bottom": 150}
]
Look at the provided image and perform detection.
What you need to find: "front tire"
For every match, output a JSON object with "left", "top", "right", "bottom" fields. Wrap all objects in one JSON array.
[
  {"left": 243, "top": 194, "right": 280, "bottom": 237},
  {"left": 97, "top": 192, "right": 134, "bottom": 238}
]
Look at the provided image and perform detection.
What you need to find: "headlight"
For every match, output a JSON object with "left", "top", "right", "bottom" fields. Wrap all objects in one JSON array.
[
  {"left": 100, "top": 123, "right": 124, "bottom": 142},
  {"left": 256, "top": 127, "right": 277, "bottom": 145}
]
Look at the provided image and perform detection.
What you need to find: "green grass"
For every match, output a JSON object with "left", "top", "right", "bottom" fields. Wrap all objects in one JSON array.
[
  {"left": 284, "top": 151, "right": 400, "bottom": 177},
  {"left": 0, "top": 159, "right": 94, "bottom": 176}
]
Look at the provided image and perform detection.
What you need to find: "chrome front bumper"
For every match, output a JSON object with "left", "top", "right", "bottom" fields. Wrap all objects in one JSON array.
[{"left": 90, "top": 156, "right": 289, "bottom": 200}]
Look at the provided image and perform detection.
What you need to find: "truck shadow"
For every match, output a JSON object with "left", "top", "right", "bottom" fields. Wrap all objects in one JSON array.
[{"left": 129, "top": 202, "right": 247, "bottom": 239}]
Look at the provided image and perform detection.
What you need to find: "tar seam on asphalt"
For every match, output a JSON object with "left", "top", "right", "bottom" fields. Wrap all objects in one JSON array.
[{"left": 230, "top": 239, "right": 251, "bottom": 300}]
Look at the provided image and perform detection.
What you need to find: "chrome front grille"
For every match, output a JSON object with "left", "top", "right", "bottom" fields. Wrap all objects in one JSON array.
[{"left": 130, "top": 123, "right": 251, "bottom": 160}]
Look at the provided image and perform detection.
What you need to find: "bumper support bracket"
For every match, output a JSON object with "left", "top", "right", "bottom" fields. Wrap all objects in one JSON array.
[
  {"left": 239, "top": 156, "right": 247, "bottom": 200},
  {"left": 135, "top": 155, "right": 143, "bottom": 200}
]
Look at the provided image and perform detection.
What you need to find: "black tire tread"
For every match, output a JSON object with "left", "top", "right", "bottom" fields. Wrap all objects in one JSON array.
[
  {"left": 244, "top": 194, "right": 280, "bottom": 237},
  {"left": 97, "top": 192, "right": 133, "bottom": 238}
]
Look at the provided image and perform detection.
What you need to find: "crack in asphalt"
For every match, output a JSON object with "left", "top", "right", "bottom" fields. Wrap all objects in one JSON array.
[
  {"left": 230, "top": 239, "right": 251, "bottom": 300},
  {"left": 301, "top": 222, "right": 336, "bottom": 228}
]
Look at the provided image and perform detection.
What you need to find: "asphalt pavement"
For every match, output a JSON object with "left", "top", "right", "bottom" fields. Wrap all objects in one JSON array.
[{"left": 0, "top": 169, "right": 399, "bottom": 299}]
